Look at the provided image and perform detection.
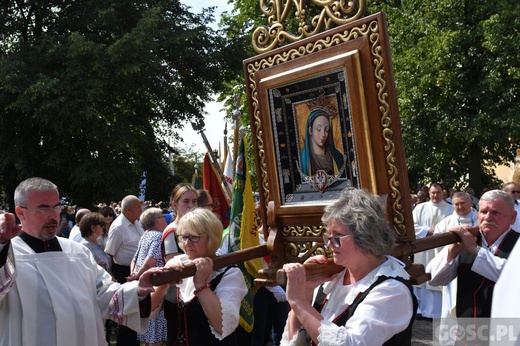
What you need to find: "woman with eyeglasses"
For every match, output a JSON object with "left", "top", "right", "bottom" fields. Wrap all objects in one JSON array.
[
  {"left": 162, "top": 183, "right": 198, "bottom": 261},
  {"left": 151, "top": 208, "right": 247, "bottom": 345},
  {"left": 281, "top": 188, "right": 417, "bottom": 346},
  {"left": 197, "top": 189, "right": 214, "bottom": 210}
]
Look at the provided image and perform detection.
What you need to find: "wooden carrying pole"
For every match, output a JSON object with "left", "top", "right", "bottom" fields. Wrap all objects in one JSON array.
[
  {"left": 151, "top": 228, "right": 474, "bottom": 286},
  {"left": 275, "top": 228, "right": 477, "bottom": 286},
  {"left": 152, "top": 244, "right": 269, "bottom": 286}
]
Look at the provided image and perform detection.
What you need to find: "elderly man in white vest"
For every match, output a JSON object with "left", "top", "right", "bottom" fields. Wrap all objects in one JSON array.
[
  {"left": 427, "top": 190, "right": 519, "bottom": 320},
  {"left": 433, "top": 191, "right": 479, "bottom": 319}
]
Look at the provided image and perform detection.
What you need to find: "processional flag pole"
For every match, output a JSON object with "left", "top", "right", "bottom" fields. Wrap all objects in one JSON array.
[
  {"left": 191, "top": 118, "right": 232, "bottom": 204},
  {"left": 232, "top": 94, "right": 241, "bottom": 178},
  {"left": 223, "top": 122, "right": 228, "bottom": 166}
]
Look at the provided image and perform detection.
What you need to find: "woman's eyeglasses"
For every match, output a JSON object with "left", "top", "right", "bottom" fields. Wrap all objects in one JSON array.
[
  {"left": 177, "top": 234, "right": 201, "bottom": 243},
  {"left": 202, "top": 202, "right": 215, "bottom": 210},
  {"left": 98, "top": 222, "right": 105, "bottom": 228},
  {"left": 322, "top": 233, "right": 354, "bottom": 248}
]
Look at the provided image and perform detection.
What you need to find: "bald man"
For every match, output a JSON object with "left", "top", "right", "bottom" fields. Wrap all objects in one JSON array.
[{"left": 105, "top": 195, "right": 145, "bottom": 346}]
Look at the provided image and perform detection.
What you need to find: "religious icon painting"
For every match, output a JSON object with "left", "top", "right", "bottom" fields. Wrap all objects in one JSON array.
[
  {"left": 244, "top": 13, "right": 414, "bottom": 244},
  {"left": 267, "top": 68, "right": 358, "bottom": 202},
  {"left": 252, "top": 47, "right": 368, "bottom": 206}
]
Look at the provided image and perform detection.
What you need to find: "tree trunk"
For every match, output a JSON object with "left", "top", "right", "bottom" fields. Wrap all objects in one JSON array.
[
  {"left": 467, "top": 142, "right": 483, "bottom": 197},
  {"left": 2, "top": 164, "right": 19, "bottom": 212}
]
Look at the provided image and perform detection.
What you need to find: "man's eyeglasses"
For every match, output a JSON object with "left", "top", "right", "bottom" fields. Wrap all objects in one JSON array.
[
  {"left": 511, "top": 190, "right": 520, "bottom": 194},
  {"left": 98, "top": 222, "right": 105, "bottom": 228},
  {"left": 177, "top": 234, "right": 201, "bottom": 243},
  {"left": 322, "top": 233, "right": 354, "bottom": 248},
  {"left": 20, "top": 205, "right": 62, "bottom": 215}
]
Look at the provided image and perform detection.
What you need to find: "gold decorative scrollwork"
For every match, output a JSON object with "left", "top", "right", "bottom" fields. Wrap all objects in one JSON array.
[
  {"left": 281, "top": 225, "right": 332, "bottom": 262},
  {"left": 368, "top": 21, "right": 407, "bottom": 236},
  {"left": 281, "top": 225, "right": 325, "bottom": 237},
  {"left": 246, "top": 71, "right": 270, "bottom": 212},
  {"left": 253, "top": 0, "right": 366, "bottom": 53}
]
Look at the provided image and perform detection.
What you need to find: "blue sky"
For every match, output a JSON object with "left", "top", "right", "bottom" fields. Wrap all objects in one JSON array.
[{"left": 176, "top": 0, "right": 234, "bottom": 156}]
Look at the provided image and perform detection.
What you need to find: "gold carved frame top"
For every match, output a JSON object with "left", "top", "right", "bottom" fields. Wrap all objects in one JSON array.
[{"left": 253, "top": 0, "right": 367, "bottom": 53}]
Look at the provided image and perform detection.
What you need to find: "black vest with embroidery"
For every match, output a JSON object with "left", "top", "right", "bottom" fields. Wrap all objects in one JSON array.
[
  {"left": 312, "top": 275, "right": 417, "bottom": 346},
  {"left": 456, "top": 230, "right": 519, "bottom": 318},
  {"left": 163, "top": 266, "right": 238, "bottom": 346}
]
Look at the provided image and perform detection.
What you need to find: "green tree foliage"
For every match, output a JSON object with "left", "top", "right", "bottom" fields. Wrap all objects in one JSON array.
[
  {"left": 0, "top": 0, "right": 240, "bottom": 209},
  {"left": 219, "top": 1, "right": 520, "bottom": 196},
  {"left": 369, "top": 0, "right": 520, "bottom": 194}
]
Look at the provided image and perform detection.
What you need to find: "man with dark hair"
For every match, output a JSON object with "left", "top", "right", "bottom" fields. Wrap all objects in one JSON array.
[{"left": 416, "top": 190, "right": 428, "bottom": 204}]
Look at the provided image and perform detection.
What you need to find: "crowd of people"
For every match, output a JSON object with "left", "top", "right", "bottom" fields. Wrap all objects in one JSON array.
[
  {"left": 410, "top": 182, "right": 520, "bottom": 320},
  {"left": 0, "top": 178, "right": 286, "bottom": 346},
  {"left": 1, "top": 177, "right": 520, "bottom": 345}
]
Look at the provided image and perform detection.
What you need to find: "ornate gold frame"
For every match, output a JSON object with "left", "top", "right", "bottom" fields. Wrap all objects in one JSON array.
[
  {"left": 252, "top": 0, "right": 367, "bottom": 53},
  {"left": 244, "top": 13, "right": 414, "bottom": 265},
  {"left": 257, "top": 48, "right": 373, "bottom": 204}
]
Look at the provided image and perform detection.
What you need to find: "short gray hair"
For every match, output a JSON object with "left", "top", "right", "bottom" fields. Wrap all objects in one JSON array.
[
  {"left": 121, "top": 195, "right": 140, "bottom": 212},
  {"left": 480, "top": 190, "right": 514, "bottom": 210},
  {"left": 14, "top": 177, "right": 58, "bottom": 207},
  {"left": 140, "top": 207, "right": 164, "bottom": 229},
  {"left": 502, "top": 182, "right": 519, "bottom": 192},
  {"left": 321, "top": 188, "right": 395, "bottom": 256},
  {"left": 452, "top": 191, "right": 472, "bottom": 202}
]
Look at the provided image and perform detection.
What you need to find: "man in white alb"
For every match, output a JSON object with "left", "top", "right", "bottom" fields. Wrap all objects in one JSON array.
[
  {"left": 0, "top": 178, "right": 159, "bottom": 346},
  {"left": 413, "top": 183, "right": 453, "bottom": 318}
]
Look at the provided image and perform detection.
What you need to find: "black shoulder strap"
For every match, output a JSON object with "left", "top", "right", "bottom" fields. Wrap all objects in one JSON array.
[
  {"left": 335, "top": 275, "right": 415, "bottom": 326},
  {"left": 495, "top": 231, "right": 520, "bottom": 258},
  {"left": 311, "top": 276, "right": 417, "bottom": 346},
  {"left": 312, "top": 285, "right": 327, "bottom": 312},
  {"left": 210, "top": 265, "right": 236, "bottom": 291}
]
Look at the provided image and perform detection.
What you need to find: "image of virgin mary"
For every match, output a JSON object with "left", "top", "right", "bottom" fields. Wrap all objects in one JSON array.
[{"left": 300, "top": 109, "right": 346, "bottom": 178}]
